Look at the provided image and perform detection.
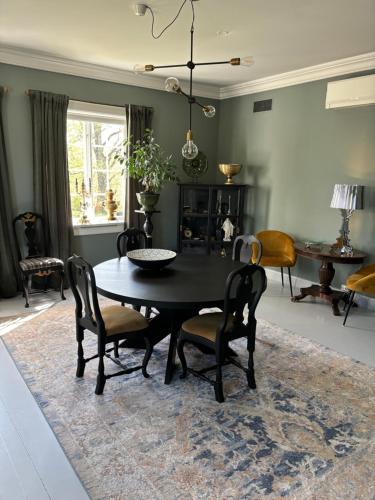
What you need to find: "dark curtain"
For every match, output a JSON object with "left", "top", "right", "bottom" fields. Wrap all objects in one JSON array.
[
  {"left": 29, "top": 90, "right": 72, "bottom": 264},
  {"left": 0, "top": 87, "right": 19, "bottom": 297},
  {"left": 124, "top": 104, "right": 153, "bottom": 228}
]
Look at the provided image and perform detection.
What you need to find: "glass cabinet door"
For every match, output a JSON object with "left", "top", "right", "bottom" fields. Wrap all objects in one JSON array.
[{"left": 182, "top": 187, "right": 209, "bottom": 215}]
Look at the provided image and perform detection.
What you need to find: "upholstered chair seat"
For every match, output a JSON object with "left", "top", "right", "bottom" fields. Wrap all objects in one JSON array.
[
  {"left": 343, "top": 263, "right": 375, "bottom": 326},
  {"left": 253, "top": 230, "right": 297, "bottom": 296},
  {"left": 19, "top": 257, "right": 64, "bottom": 272},
  {"left": 182, "top": 312, "right": 235, "bottom": 342},
  {"left": 100, "top": 305, "right": 149, "bottom": 336}
]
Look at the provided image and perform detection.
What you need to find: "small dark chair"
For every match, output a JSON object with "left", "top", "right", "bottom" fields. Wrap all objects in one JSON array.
[
  {"left": 177, "top": 264, "right": 267, "bottom": 403},
  {"left": 116, "top": 228, "right": 147, "bottom": 257},
  {"left": 232, "top": 234, "right": 262, "bottom": 264},
  {"left": 67, "top": 255, "right": 154, "bottom": 395},
  {"left": 13, "top": 212, "right": 65, "bottom": 308},
  {"left": 117, "top": 227, "right": 154, "bottom": 318}
]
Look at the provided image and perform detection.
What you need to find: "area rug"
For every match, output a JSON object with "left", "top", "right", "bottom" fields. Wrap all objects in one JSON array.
[{"left": 2, "top": 301, "right": 375, "bottom": 500}]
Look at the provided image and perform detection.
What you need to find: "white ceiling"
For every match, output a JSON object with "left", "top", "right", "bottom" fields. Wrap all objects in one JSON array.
[{"left": 1, "top": 0, "right": 375, "bottom": 86}]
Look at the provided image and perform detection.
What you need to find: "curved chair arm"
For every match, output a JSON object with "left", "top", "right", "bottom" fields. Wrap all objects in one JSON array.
[
  {"left": 350, "top": 273, "right": 375, "bottom": 294},
  {"left": 232, "top": 235, "right": 262, "bottom": 264}
]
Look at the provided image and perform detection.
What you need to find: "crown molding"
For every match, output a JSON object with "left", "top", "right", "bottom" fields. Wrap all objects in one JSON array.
[
  {"left": 1, "top": 45, "right": 374, "bottom": 101},
  {"left": 219, "top": 52, "right": 375, "bottom": 99},
  {"left": 0, "top": 45, "right": 221, "bottom": 100}
]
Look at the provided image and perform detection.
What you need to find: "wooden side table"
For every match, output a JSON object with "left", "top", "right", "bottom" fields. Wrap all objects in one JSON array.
[{"left": 292, "top": 242, "right": 366, "bottom": 316}]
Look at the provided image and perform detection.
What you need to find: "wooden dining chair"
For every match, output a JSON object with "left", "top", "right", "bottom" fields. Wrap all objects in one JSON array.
[
  {"left": 67, "top": 255, "right": 154, "bottom": 395},
  {"left": 232, "top": 234, "right": 262, "bottom": 264},
  {"left": 116, "top": 228, "right": 147, "bottom": 257},
  {"left": 177, "top": 264, "right": 267, "bottom": 403}
]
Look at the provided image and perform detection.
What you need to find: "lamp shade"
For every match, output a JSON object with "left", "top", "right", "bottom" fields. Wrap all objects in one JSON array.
[{"left": 330, "top": 184, "right": 364, "bottom": 210}]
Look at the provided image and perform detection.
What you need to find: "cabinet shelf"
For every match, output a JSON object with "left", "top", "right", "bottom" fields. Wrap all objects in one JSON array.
[{"left": 178, "top": 183, "right": 248, "bottom": 255}]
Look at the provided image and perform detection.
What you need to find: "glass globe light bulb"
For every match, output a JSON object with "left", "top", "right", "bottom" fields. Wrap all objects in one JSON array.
[
  {"left": 182, "top": 130, "right": 198, "bottom": 160},
  {"left": 133, "top": 64, "right": 146, "bottom": 74},
  {"left": 203, "top": 105, "right": 216, "bottom": 118},
  {"left": 165, "top": 77, "right": 180, "bottom": 93},
  {"left": 240, "top": 56, "right": 254, "bottom": 66}
]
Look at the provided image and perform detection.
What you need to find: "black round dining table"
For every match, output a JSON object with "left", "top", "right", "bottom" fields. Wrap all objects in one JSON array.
[{"left": 94, "top": 254, "right": 243, "bottom": 384}]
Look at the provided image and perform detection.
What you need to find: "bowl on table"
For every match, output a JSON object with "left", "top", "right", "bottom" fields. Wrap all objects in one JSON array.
[{"left": 126, "top": 248, "right": 177, "bottom": 270}]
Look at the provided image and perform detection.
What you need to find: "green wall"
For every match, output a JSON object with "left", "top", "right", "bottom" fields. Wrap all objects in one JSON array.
[
  {"left": 0, "top": 63, "right": 219, "bottom": 264},
  {"left": 217, "top": 76, "right": 375, "bottom": 286},
  {"left": 2, "top": 62, "right": 374, "bottom": 287}
]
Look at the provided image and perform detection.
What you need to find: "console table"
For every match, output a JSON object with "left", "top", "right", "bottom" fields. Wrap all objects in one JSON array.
[{"left": 291, "top": 242, "right": 366, "bottom": 316}]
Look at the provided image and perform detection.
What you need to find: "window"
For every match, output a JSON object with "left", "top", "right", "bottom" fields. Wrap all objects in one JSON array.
[{"left": 67, "top": 101, "right": 126, "bottom": 231}]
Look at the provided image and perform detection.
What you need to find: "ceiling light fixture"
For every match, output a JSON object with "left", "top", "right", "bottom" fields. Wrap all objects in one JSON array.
[{"left": 133, "top": 0, "right": 253, "bottom": 159}]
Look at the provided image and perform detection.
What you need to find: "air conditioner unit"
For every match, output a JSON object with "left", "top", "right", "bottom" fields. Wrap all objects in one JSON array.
[{"left": 325, "top": 74, "right": 375, "bottom": 109}]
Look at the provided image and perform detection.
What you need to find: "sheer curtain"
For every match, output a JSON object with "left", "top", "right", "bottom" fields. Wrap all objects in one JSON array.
[
  {"left": 29, "top": 90, "right": 72, "bottom": 264},
  {"left": 124, "top": 104, "right": 153, "bottom": 228},
  {"left": 0, "top": 87, "right": 19, "bottom": 297}
]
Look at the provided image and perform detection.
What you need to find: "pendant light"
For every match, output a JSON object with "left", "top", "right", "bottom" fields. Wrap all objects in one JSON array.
[{"left": 133, "top": 0, "right": 253, "bottom": 159}]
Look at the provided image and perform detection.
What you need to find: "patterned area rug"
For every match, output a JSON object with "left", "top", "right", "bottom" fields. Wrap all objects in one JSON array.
[{"left": 2, "top": 301, "right": 375, "bottom": 500}]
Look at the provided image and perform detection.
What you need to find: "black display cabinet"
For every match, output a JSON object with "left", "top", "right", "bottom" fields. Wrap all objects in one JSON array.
[{"left": 177, "top": 183, "right": 247, "bottom": 255}]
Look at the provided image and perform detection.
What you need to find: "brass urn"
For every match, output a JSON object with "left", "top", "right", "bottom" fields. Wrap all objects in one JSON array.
[{"left": 218, "top": 163, "right": 242, "bottom": 185}]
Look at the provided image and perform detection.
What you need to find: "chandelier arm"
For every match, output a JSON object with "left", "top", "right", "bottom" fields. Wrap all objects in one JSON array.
[
  {"left": 151, "top": 63, "right": 188, "bottom": 69},
  {"left": 194, "top": 60, "right": 233, "bottom": 66}
]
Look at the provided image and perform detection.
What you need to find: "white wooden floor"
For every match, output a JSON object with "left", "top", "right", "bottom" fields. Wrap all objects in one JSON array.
[{"left": 0, "top": 280, "right": 374, "bottom": 499}]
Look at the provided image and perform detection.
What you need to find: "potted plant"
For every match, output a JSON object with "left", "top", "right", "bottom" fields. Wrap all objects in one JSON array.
[{"left": 116, "top": 129, "right": 178, "bottom": 212}]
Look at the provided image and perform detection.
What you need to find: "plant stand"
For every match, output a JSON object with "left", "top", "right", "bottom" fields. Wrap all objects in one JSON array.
[{"left": 135, "top": 210, "right": 160, "bottom": 248}]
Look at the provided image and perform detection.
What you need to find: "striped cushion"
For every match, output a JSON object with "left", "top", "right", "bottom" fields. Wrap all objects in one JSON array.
[{"left": 19, "top": 257, "right": 64, "bottom": 272}]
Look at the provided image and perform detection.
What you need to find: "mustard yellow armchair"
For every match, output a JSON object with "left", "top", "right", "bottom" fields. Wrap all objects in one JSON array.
[
  {"left": 343, "top": 263, "right": 375, "bottom": 326},
  {"left": 252, "top": 230, "right": 297, "bottom": 296}
]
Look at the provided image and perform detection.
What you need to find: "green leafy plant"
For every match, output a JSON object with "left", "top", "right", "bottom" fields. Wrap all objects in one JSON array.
[{"left": 116, "top": 129, "right": 178, "bottom": 193}]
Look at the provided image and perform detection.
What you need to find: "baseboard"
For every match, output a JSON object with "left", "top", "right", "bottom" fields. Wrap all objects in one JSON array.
[{"left": 265, "top": 268, "right": 375, "bottom": 312}]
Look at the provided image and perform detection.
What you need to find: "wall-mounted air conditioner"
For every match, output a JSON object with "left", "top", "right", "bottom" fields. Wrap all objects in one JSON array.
[{"left": 325, "top": 74, "right": 375, "bottom": 109}]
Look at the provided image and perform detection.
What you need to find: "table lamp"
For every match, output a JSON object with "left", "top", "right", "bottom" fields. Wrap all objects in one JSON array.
[{"left": 330, "top": 184, "right": 364, "bottom": 255}]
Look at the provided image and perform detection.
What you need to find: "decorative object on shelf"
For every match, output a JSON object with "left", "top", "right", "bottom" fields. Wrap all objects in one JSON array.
[
  {"left": 183, "top": 228, "right": 193, "bottom": 239},
  {"left": 105, "top": 189, "right": 118, "bottom": 221},
  {"left": 116, "top": 129, "right": 178, "bottom": 212},
  {"left": 182, "top": 151, "right": 208, "bottom": 181},
  {"left": 330, "top": 184, "right": 364, "bottom": 256},
  {"left": 126, "top": 248, "right": 177, "bottom": 270},
  {"left": 222, "top": 217, "right": 235, "bottom": 241},
  {"left": 133, "top": 1, "right": 253, "bottom": 159},
  {"left": 218, "top": 164, "right": 242, "bottom": 185},
  {"left": 75, "top": 177, "right": 91, "bottom": 224}
]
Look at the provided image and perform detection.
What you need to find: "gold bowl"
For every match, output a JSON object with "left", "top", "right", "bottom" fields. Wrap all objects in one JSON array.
[{"left": 218, "top": 164, "right": 242, "bottom": 185}]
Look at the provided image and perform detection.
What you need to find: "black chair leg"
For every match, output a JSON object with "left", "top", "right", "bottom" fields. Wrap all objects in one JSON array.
[
  {"left": 247, "top": 350, "right": 256, "bottom": 389},
  {"left": 214, "top": 364, "right": 225, "bottom": 403},
  {"left": 177, "top": 339, "right": 188, "bottom": 379},
  {"left": 76, "top": 326, "right": 85, "bottom": 377},
  {"left": 113, "top": 341, "right": 119, "bottom": 358},
  {"left": 281, "top": 267, "right": 284, "bottom": 287},
  {"left": 145, "top": 306, "right": 152, "bottom": 319},
  {"left": 23, "top": 275, "right": 30, "bottom": 308},
  {"left": 142, "top": 336, "right": 153, "bottom": 378},
  {"left": 287, "top": 267, "right": 293, "bottom": 297},
  {"left": 60, "top": 269, "right": 66, "bottom": 301},
  {"left": 95, "top": 345, "right": 106, "bottom": 395},
  {"left": 343, "top": 291, "right": 355, "bottom": 326}
]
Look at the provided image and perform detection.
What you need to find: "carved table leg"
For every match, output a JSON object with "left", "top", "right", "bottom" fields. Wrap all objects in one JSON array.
[{"left": 291, "top": 260, "right": 347, "bottom": 316}]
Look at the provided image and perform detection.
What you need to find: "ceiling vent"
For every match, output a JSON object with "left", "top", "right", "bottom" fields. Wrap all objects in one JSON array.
[{"left": 326, "top": 74, "right": 375, "bottom": 109}]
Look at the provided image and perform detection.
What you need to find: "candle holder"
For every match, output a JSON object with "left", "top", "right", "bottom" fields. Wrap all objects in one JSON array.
[
  {"left": 76, "top": 178, "right": 91, "bottom": 224},
  {"left": 104, "top": 189, "right": 118, "bottom": 221}
]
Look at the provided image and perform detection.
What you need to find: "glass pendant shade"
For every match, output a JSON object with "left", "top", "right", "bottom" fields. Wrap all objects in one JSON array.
[
  {"left": 133, "top": 64, "right": 146, "bottom": 74},
  {"left": 203, "top": 105, "right": 216, "bottom": 118},
  {"left": 165, "top": 77, "right": 180, "bottom": 92},
  {"left": 182, "top": 130, "right": 198, "bottom": 159}
]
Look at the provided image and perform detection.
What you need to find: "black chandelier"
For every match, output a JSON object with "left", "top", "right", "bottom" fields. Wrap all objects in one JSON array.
[{"left": 133, "top": 0, "right": 253, "bottom": 159}]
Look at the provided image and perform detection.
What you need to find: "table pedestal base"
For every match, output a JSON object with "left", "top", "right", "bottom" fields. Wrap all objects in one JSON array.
[{"left": 291, "top": 284, "right": 349, "bottom": 316}]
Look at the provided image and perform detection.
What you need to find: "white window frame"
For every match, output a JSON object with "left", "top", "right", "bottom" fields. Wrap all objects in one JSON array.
[{"left": 67, "top": 101, "right": 126, "bottom": 236}]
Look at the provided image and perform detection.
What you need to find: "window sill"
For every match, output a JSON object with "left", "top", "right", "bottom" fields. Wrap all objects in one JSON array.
[{"left": 73, "top": 221, "right": 124, "bottom": 236}]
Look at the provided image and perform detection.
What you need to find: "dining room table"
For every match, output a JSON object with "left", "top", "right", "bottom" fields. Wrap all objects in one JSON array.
[{"left": 93, "top": 254, "right": 243, "bottom": 384}]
